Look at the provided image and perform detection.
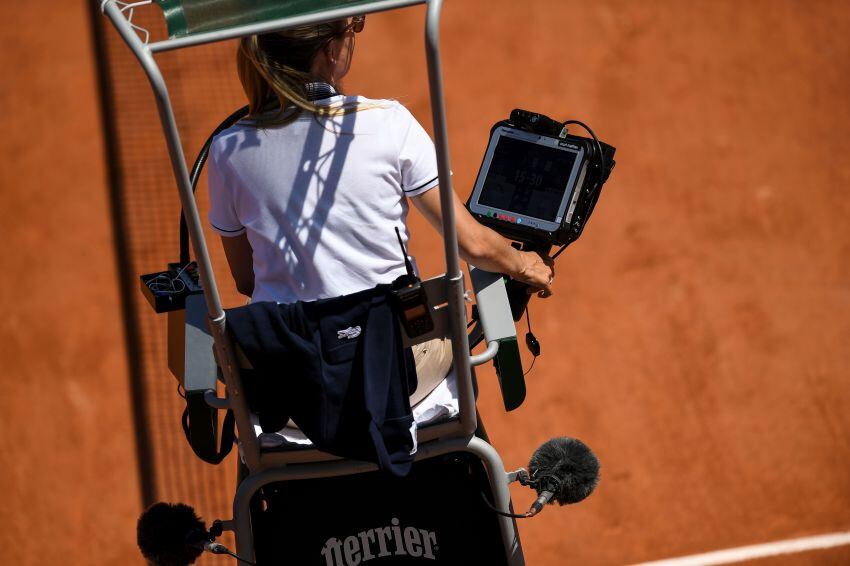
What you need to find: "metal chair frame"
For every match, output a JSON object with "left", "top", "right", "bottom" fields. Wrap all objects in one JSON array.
[{"left": 99, "top": 2, "right": 524, "bottom": 563}]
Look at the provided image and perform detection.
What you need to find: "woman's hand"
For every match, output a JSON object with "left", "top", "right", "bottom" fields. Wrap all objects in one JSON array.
[{"left": 515, "top": 249, "right": 555, "bottom": 298}]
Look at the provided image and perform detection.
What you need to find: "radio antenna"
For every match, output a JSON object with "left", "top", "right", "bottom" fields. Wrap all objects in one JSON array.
[{"left": 395, "top": 227, "right": 415, "bottom": 277}]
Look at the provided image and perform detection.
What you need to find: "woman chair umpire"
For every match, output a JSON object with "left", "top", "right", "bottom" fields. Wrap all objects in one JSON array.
[{"left": 209, "top": 15, "right": 555, "bottom": 410}]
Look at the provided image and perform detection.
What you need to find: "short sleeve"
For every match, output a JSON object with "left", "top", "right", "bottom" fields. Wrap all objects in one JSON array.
[
  {"left": 207, "top": 139, "right": 246, "bottom": 237},
  {"left": 397, "top": 106, "right": 440, "bottom": 197}
]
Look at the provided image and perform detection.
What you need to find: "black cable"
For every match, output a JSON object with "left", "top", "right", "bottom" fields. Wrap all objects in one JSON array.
[
  {"left": 562, "top": 119, "right": 606, "bottom": 181},
  {"left": 524, "top": 307, "right": 539, "bottom": 376},
  {"left": 524, "top": 356, "right": 537, "bottom": 376},
  {"left": 214, "top": 546, "right": 256, "bottom": 565},
  {"left": 180, "top": 105, "right": 251, "bottom": 265},
  {"left": 194, "top": 540, "right": 257, "bottom": 565},
  {"left": 549, "top": 119, "right": 606, "bottom": 262},
  {"left": 479, "top": 491, "right": 532, "bottom": 519}
]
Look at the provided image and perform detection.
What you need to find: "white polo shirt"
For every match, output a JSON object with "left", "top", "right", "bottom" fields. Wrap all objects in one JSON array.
[{"left": 208, "top": 95, "right": 439, "bottom": 304}]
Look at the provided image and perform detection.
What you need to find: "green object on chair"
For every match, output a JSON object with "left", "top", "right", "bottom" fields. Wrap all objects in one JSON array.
[{"left": 155, "top": 0, "right": 387, "bottom": 38}]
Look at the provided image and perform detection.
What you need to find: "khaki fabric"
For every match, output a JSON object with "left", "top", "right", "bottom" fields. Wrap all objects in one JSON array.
[{"left": 409, "top": 337, "right": 453, "bottom": 408}]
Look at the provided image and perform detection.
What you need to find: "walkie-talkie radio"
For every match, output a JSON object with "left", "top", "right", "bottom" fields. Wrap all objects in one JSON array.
[{"left": 391, "top": 227, "right": 434, "bottom": 338}]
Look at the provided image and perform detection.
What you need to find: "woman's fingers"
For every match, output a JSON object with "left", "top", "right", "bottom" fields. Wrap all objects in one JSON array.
[
  {"left": 518, "top": 250, "right": 555, "bottom": 298},
  {"left": 536, "top": 252, "right": 555, "bottom": 298}
]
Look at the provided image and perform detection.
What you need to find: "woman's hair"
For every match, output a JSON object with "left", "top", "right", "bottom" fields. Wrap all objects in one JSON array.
[{"left": 237, "top": 20, "right": 353, "bottom": 126}]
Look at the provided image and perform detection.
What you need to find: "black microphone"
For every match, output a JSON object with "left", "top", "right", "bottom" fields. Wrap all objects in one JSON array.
[
  {"left": 137, "top": 502, "right": 205, "bottom": 566},
  {"left": 184, "top": 525, "right": 228, "bottom": 555},
  {"left": 527, "top": 437, "right": 600, "bottom": 516},
  {"left": 137, "top": 502, "right": 256, "bottom": 565}
]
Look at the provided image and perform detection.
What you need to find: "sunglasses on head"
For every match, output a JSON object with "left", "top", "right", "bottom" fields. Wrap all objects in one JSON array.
[{"left": 344, "top": 15, "right": 366, "bottom": 34}]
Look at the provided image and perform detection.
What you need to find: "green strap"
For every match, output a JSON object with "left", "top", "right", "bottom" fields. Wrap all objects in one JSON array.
[{"left": 155, "top": 0, "right": 380, "bottom": 38}]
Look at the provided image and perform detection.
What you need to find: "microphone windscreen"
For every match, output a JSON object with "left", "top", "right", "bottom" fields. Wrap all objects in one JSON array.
[
  {"left": 137, "top": 502, "right": 205, "bottom": 566},
  {"left": 529, "top": 437, "right": 600, "bottom": 505}
]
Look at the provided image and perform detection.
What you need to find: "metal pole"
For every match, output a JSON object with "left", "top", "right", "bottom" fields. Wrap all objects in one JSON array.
[
  {"left": 425, "top": 0, "right": 477, "bottom": 436},
  {"left": 88, "top": 0, "right": 157, "bottom": 506},
  {"left": 100, "top": 1, "right": 225, "bottom": 322},
  {"left": 100, "top": 1, "right": 263, "bottom": 470}
]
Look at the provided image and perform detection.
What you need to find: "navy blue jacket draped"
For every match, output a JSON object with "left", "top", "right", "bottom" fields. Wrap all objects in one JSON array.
[{"left": 226, "top": 285, "right": 418, "bottom": 476}]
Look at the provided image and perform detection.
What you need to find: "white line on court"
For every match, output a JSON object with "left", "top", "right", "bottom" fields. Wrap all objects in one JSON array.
[{"left": 629, "top": 531, "right": 850, "bottom": 566}]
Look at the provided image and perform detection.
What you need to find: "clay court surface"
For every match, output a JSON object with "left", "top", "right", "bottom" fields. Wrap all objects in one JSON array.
[{"left": 2, "top": 1, "right": 849, "bottom": 564}]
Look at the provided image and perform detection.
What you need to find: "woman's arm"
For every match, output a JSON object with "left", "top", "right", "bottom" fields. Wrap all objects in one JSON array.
[
  {"left": 221, "top": 233, "right": 255, "bottom": 297},
  {"left": 411, "top": 187, "right": 555, "bottom": 295}
]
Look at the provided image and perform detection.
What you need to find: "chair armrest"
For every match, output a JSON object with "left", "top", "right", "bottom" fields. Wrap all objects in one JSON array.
[{"left": 469, "top": 267, "right": 526, "bottom": 411}]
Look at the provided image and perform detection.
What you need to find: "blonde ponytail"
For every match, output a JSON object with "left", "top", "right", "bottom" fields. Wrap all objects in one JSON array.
[{"left": 236, "top": 21, "right": 358, "bottom": 127}]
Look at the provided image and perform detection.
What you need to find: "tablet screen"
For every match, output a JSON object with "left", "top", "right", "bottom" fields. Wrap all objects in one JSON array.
[{"left": 477, "top": 135, "right": 578, "bottom": 222}]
